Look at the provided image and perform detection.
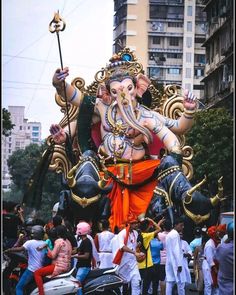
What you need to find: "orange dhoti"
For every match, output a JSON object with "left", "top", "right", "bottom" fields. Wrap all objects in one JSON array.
[{"left": 105, "top": 159, "right": 160, "bottom": 231}]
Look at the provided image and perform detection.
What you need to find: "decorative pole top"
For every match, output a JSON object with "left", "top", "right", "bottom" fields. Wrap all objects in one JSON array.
[{"left": 49, "top": 11, "right": 66, "bottom": 33}]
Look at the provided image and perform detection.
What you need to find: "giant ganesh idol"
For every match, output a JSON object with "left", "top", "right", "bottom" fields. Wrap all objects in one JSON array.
[{"left": 43, "top": 48, "right": 224, "bottom": 232}]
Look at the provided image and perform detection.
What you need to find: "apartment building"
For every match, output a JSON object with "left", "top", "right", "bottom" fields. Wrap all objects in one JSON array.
[
  {"left": 113, "top": 0, "right": 206, "bottom": 99},
  {"left": 2, "top": 106, "right": 42, "bottom": 190},
  {"left": 201, "top": 0, "right": 233, "bottom": 112}
]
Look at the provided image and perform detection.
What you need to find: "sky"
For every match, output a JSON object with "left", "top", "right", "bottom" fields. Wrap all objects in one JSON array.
[{"left": 2, "top": 0, "right": 114, "bottom": 139}]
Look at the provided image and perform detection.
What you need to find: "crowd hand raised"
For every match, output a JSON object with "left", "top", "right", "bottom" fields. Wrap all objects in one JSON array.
[
  {"left": 52, "top": 67, "right": 69, "bottom": 88},
  {"left": 50, "top": 124, "right": 67, "bottom": 144},
  {"left": 183, "top": 89, "right": 197, "bottom": 111}
]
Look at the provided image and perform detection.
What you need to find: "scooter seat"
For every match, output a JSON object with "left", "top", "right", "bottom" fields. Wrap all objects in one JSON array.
[
  {"left": 45, "top": 267, "right": 76, "bottom": 280},
  {"left": 86, "top": 267, "right": 114, "bottom": 279}
]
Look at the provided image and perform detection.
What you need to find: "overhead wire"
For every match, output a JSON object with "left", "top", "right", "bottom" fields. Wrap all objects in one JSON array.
[{"left": 3, "top": 0, "right": 84, "bottom": 67}]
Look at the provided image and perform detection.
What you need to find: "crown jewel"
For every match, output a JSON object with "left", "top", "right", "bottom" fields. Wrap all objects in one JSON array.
[{"left": 95, "top": 48, "right": 143, "bottom": 83}]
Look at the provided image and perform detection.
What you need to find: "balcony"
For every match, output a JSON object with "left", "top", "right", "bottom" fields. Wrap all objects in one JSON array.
[
  {"left": 150, "top": 0, "right": 183, "bottom": 4},
  {"left": 149, "top": 48, "right": 183, "bottom": 53}
]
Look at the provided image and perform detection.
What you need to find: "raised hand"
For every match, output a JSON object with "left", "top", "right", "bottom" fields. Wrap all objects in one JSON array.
[
  {"left": 183, "top": 89, "right": 197, "bottom": 111},
  {"left": 52, "top": 67, "right": 69, "bottom": 88},
  {"left": 49, "top": 124, "right": 67, "bottom": 144}
]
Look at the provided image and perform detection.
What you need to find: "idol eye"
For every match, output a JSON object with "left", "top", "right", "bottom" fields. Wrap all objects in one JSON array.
[
  {"left": 128, "top": 84, "right": 133, "bottom": 91},
  {"left": 111, "top": 89, "right": 117, "bottom": 95}
]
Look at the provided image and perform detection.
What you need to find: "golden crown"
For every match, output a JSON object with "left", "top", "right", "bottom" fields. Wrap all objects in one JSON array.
[{"left": 94, "top": 47, "right": 143, "bottom": 83}]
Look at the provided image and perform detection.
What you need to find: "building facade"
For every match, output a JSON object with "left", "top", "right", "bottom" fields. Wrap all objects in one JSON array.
[
  {"left": 2, "top": 106, "right": 42, "bottom": 190},
  {"left": 201, "top": 0, "right": 233, "bottom": 112},
  {"left": 113, "top": 0, "right": 207, "bottom": 99}
]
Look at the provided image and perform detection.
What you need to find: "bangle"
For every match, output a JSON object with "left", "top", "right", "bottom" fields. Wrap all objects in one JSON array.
[
  {"left": 70, "top": 88, "right": 77, "bottom": 102},
  {"left": 184, "top": 108, "right": 196, "bottom": 116}
]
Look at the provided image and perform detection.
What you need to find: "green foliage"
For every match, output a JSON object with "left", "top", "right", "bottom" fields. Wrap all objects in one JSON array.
[
  {"left": 186, "top": 108, "right": 233, "bottom": 196},
  {"left": 2, "top": 184, "right": 23, "bottom": 204},
  {"left": 2, "top": 108, "right": 15, "bottom": 136},
  {"left": 6, "top": 143, "right": 62, "bottom": 218}
]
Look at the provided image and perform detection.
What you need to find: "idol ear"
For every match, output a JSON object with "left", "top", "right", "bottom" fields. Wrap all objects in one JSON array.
[
  {"left": 97, "top": 83, "right": 112, "bottom": 104},
  {"left": 136, "top": 74, "right": 151, "bottom": 97}
]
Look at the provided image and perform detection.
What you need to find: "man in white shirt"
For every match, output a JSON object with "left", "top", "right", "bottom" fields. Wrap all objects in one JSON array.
[
  {"left": 4, "top": 225, "right": 46, "bottom": 295},
  {"left": 202, "top": 225, "right": 220, "bottom": 295},
  {"left": 94, "top": 219, "right": 115, "bottom": 268},
  {"left": 115, "top": 215, "right": 144, "bottom": 295},
  {"left": 165, "top": 216, "right": 185, "bottom": 295}
]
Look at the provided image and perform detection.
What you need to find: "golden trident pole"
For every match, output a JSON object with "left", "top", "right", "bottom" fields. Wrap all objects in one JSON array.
[{"left": 49, "top": 11, "right": 72, "bottom": 144}]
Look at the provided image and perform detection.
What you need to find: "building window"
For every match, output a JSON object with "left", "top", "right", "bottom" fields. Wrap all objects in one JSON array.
[
  {"left": 32, "top": 126, "right": 39, "bottom": 131},
  {"left": 187, "top": 6, "right": 192, "bottom": 16},
  {"left": 28, "top": 126, "right": 30, "bottom": 130},
  {"left": 195, "top": 37, "right": 205, "bottom": 44},
  {"left": 194, "top": 68, "right": 204, "bottom": 77},
  {"left": 193, "top": 84, "right": 204, "bottom": 90},
  {"left": 32, "top": 138, "right": 39, "bottom": 142},
  {"left": 19, "top": 126, "right": 22, "bottom": 130},
  {"left": 186, "top": 68, "right": 192, "bottom": 78},
  {"left": 168, "top": 22, "right": 183, "bottom": 27},
  {"left": 32, "top": 132, "right": 39, "bottom": 137},
  {"left": 149, "top": 67, "right": 161, "bottom": 77},
  {"left": 9, "top": 143, "right": 11, "bottom": 148},
  {"left": 195, "top": 54, "right": 205, "bottom": 64},
  {"left": 168, "top": 68, "right": 181, "bottom": 75},
  {"left": 186, "top": 37, "right": 192, "bottom": 48},
  {"left": 153, "top": 37, "right": 161, "bottom": 44},
  {"left": 187, "top": 21, "right": 192, "bottom": 32},
  {"left": 186, "top": 52, "right": 192, "bottom": 63},
  {"left": 166, "top": 53, "right": 182, "bottom": 59},
  {"left": 8, "top": 149, "right": 11, "bottom": 154},
  {"left": 169, "top": 37, "right": 179, "bottom": 46}
]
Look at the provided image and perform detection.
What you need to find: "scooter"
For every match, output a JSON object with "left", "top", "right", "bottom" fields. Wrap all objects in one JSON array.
[
  {"left": 3, "top": 252, "right": 123, "bottom": 295},
  {"left": 3, "top": 252, "right": 79, "bottom": 295}
]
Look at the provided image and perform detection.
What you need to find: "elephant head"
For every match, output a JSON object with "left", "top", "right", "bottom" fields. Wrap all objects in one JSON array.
[
  {"left": 98, "top": 73, "right": 153, "bottom": 144},
  {"left": 67, "top": 150, "right": 113, "bottom": 208},
  {"left": 146, "top": 153, "right": 225, "bottom": 225}
]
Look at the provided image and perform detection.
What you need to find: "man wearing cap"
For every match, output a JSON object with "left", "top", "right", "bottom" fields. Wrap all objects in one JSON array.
[
  {"left": 202, "top": 225, "right": 220, "bottom": 295},
  {"left": 73, "top": 222, "right": 93, "bottom": 295},
  {"left": 114, "top": 214, "right": 144, "bottom": 295},
  {"left": 215, "top": 224, "right": 227, "bottom": 244}
]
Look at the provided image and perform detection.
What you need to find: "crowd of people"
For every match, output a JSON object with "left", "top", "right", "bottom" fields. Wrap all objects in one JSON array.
[{"left": 2, "top": 200, "right": 234, "bottom": 295}]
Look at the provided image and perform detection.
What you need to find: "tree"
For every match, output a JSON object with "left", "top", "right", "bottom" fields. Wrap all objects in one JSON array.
[
  {"left": 186, "top": 108, "right": 233, "bottom": 209},
  {"left": 2, "top": 108, "right": 15, "bottom": 136},
  {"left": 7, "top": 143, "right": 62, "bottom": 220}
]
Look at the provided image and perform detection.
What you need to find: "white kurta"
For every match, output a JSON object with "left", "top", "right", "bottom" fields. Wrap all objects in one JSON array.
[
  {"left": 165, "top": 229, "right": 185, "bottom": 283},
  {"left": 117, "top": 229, "right": 141, "bottom": 282},
  {"left": 111, "top": 234, "right": 120, "bottom": 266},
  {"left": 97, "top": 230, "right": 115, "bottom": 269},
  {"left": 181, "top": 239, "right": 192, "bottom": 284},
  {"left": 202, "top": 238, "right": 219, "bottom": 295}
]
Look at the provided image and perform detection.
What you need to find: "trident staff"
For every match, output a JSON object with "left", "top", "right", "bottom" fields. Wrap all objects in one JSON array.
[{"left": 49, "top": 11, "right": 72, "bottom": 144}]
